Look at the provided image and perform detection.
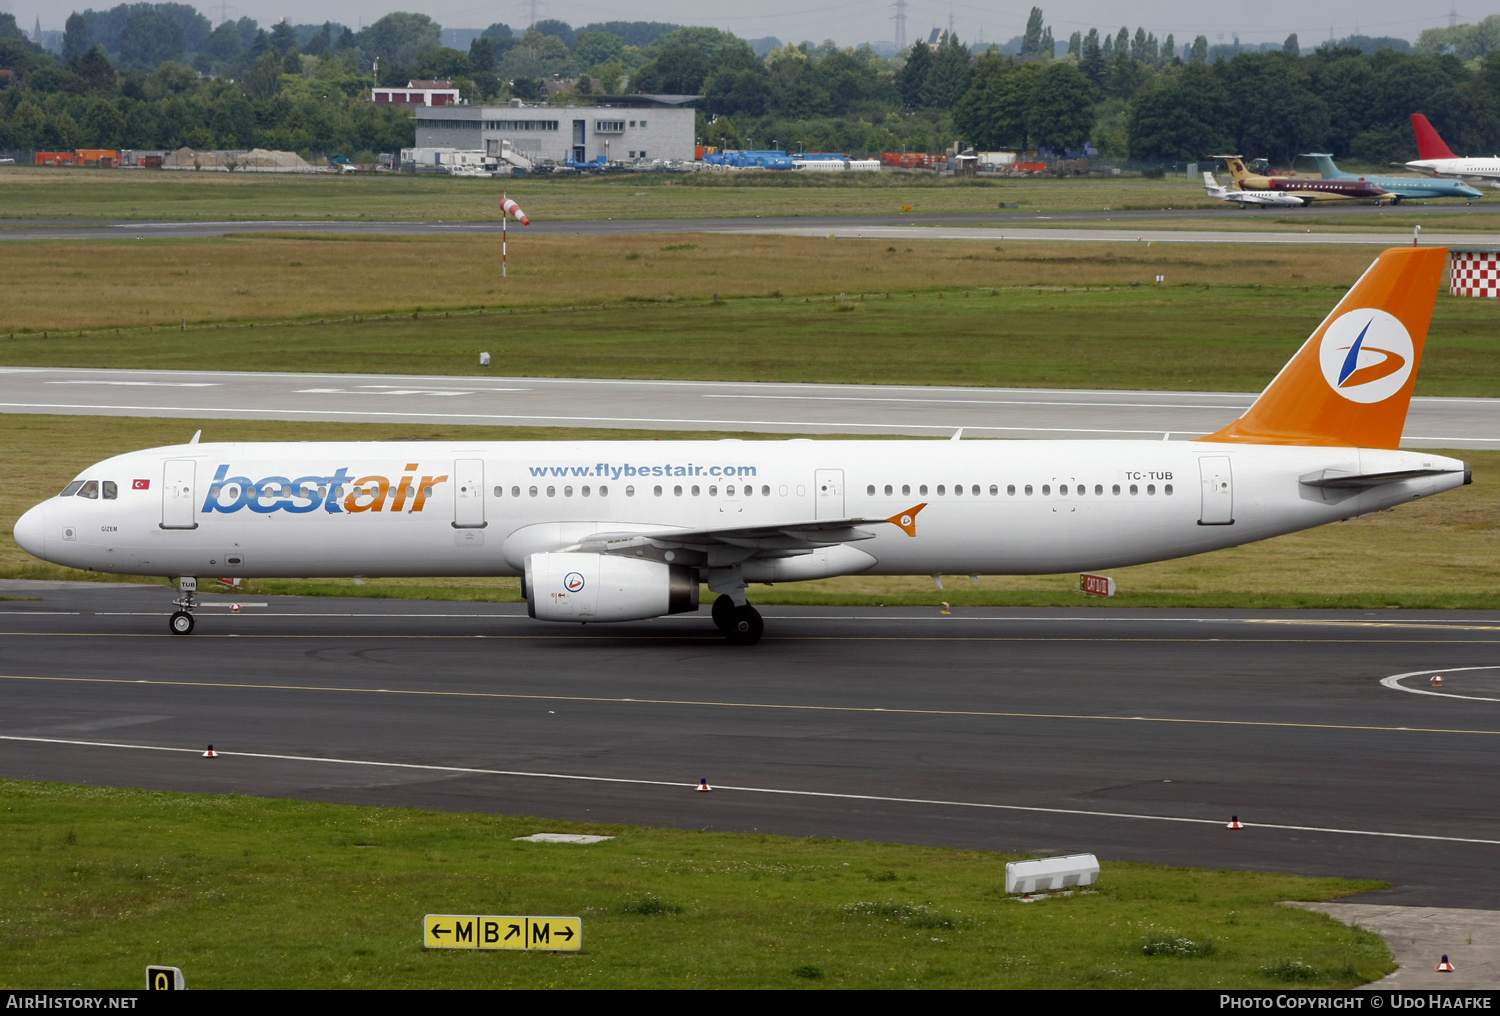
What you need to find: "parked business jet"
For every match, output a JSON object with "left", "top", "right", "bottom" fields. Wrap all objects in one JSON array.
[
  {"left": 1201, "top": 171, "right": 1305, "bottom": 208},
  {"left": 1215, "top": 154, "right": 1394, "bottom": 204},
  {"left": 13, "top": 247, "right": 1469, "bottom": 644},
  {"left": 1303, "top": 152, "right": 1483, "bottom": 202}
]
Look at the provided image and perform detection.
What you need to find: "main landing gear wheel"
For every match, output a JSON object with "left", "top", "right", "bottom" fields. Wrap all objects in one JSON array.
[
  {"left": 711, "top": 594, "right": 736, "bottom": 633},
  {"left": 169, "top": 611, "right": 195, "bottom": 635},
  {"left": 723, "top": 604, "right": 763, "bottom": 646}
]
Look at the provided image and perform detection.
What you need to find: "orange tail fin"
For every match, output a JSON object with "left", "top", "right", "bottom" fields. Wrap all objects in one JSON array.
[
  {"left": 1411, "top": 114, "right": 1457, "bottom": 161},
  {"left": 1199, "top": 247, "right": 1446, "bottom": 449}
]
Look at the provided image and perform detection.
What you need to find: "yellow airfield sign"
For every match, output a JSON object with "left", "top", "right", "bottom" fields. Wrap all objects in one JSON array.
[{"left": 424, "top": 914, "right": 581, "bottom": 951}]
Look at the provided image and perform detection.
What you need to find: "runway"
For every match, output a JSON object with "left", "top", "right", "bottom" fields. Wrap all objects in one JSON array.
[
  {"left": 2, "top": 366, "right": 1496, "bottom": 447},
  {"left": 2, "top": 580, "right": 1499, "bottom": 907},
  {"left": 0, "top": 201, "right": 1492, "bottom": 242}
]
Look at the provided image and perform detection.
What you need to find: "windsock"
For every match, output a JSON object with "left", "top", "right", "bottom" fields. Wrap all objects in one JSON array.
[{"left": 501, "top": 198, "right": 531, "bottom": 226}]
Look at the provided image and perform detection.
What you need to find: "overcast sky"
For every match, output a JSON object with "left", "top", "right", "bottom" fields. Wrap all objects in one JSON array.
[{"left": 2, "top": 0, "right": 1461, "bottom": 50}]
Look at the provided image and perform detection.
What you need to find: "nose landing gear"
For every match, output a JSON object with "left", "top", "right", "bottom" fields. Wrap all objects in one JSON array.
[
  {"left": 711, "top": 594, "right": 763, "bottom": 645},
  {"left": 169, "top": 576, "right": 198, "bottom": 635}
]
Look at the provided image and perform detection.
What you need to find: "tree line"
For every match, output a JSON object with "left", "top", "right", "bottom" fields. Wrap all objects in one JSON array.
[{"left": 0, "top": 5, "right": 1497, "bottom": 165}]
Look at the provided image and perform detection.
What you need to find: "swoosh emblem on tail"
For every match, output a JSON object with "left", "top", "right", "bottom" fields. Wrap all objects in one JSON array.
[{"left": 1337, "top": 321, "right": 1407, "bottom": 389}]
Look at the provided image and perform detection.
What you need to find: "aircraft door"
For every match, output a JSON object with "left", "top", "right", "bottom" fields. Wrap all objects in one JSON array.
[
  {"left": 160, "top": 459, "right": 198, "bottom": 530},
  {"left": 814, "top": 469, "right": 845, "bottom": 519},
  {"left": 453, "top": 459, "right": 486, "bottom": 529},
  {"left": 1198, "top": 456, "right": 1234, "bottom": 525}
]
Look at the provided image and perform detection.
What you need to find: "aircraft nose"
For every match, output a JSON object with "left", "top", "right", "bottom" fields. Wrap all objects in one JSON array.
[{"left": 13, "top": 503, "right": 46, "bottom": 558}]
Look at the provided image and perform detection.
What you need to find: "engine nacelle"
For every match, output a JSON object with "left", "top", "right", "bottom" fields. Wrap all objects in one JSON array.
[{"left": 525, "top": 552, "right": 698, "bottom": 622}]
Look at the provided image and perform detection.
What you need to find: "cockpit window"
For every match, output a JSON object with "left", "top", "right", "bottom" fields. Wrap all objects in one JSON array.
[
  {"left": 78, "top": 480, "right": 99, "bottom": 499},
  {"left": 59, "top": 481, "right": 85, "bottom": 497},
  {"left": 102, "top": 481, "right": 118, "bottom": 500}
]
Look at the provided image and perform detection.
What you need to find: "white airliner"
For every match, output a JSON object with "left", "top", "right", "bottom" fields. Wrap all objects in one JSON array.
[
  {"left": 13, "top": 247, "right": 1468, "bottom": 644},
  {"left": 1405, "top": 113, "right": 1500, "bottom": 188},
  {"left": 1201, "top": 171, "right": 1305, "bottom": 208}
]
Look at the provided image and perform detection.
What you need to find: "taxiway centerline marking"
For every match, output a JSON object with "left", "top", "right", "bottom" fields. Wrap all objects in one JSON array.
[
  {"left": 0, "top": 631, "right": 1493, "bottom": 644},
  {"left": 3, "top": 673, "right": 1499, "bottom": 737},
  {"left": 3, "top": 733, "right": 1497, "bottom": 847}
]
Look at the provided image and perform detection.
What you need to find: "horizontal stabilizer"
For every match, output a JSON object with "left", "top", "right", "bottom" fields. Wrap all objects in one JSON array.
[{"left": 1299, "top": 466, "right": 1462, "bottom": 489}]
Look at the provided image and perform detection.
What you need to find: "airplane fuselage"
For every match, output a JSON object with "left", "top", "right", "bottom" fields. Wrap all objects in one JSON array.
[{"left": 17, "top": 439, "right": 1466, "bottom": 582}]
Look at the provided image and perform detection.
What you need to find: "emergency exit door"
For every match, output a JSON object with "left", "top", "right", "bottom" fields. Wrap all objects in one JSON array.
[
  {"left": 1198, "top": 456, "right": 1234, "bottom": 525},
  {"left": 453, "top": 459, "right": 486, "bottom": 528},
  {"left": 160, "top": 459, "right": 197, "bottom": 530},
  {"left": 814, "top": 469, "right": 844, "bottom": 519}
]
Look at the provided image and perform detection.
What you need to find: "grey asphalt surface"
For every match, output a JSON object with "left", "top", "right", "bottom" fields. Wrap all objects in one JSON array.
[
  {"left": 2, "top": 366, "right": 1496, "bottom": 447},
  {"left": 3, "top": 580, "right": 1499, "bottom": 908},
  {"left": 0, "top": 200, "right": 1491, "bottom": 241}
]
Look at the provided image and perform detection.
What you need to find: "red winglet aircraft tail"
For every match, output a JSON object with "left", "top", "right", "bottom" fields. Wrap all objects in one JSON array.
[{"left": 1411, "top": 114, "right": 1457, "bottom": 161}]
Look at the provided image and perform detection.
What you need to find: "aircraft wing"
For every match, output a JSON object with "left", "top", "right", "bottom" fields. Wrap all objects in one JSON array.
[{"left": 570, "top": 503, "right": 928, "bottom": 557}]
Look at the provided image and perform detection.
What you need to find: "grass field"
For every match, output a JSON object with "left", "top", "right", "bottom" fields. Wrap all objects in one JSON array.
[
  {"left": 3, "top": 415, "right": 1495, "bottom": 609},
  {"left": 0, "top": 779, "right": 1392, "bottom": 989},
  {"left": 0, "top": 166, "right": 1234, "bottom": 221},
  {"left": 3, "top": 237, "right": 1499, "bottom": 395}
]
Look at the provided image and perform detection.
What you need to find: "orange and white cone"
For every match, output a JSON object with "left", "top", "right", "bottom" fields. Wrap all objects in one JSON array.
[
  {"left": 231, "top": 602, "right": 242, "bottom": 613},
  {"left": 1431, "top": 674, "right": 1445, "bottom": 687},
  {"left": 1227, "top": 815, "right": 1243, "bottom": 830},
  {"left": 1437, "top": 955, "right": 1455, "bottom": 972},
  {"left": 696, "top": 778, "right": 712, "bottom": 793},
  {"left": 202, "top": 745, "right": 218, "bottom": 758}
]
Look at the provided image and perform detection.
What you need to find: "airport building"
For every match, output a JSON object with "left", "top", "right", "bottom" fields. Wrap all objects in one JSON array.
[{"left": 413, "top": 95, "right": 698, "bottom": 165}]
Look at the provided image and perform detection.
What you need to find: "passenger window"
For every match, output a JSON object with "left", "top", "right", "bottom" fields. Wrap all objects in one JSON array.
[
  {"left": 582, "top": 486, "right": 591, "bottom": 497},
  {"left": 884, "top": 484, "right": 893, "bottom": 495},
  {"left": 547, "top": 486, "right": 556, "bottom": 497},
  {"left": 709, "top": 485, "right": 718, "bottom": 496},
  {"left": 867, "top": 485, "right": 875, "bottom": 496},
  {"left": 318, "top": 486, "right": 327, "bottom": 498},
  {"left": 1147, "top": 484, "right": 1156, "bottom": 495},
  {"left": 674, "top": 485, "right": 682, "bottom": 496},
  {"left": 1130, "top": 484, "right": 1139, "bottom": 495},
  {"left": 79, "top": 480, "right": 99, "bottom": 499},
  {"left": 937, "top": 485, "right": 946, "bottom": 495},
  {"left": 1042, "top": 484, "right": 1051, "bottom": 495},
  {"left": 653, "top": 485, "right": 661, "bottom": 496},
  {"left": 512, "top": 486, "right": 520, "bottom": 497},
  {"left": 902, "top": 484, "right": 911, "bottom": 496},
  {"left": 600, "top": 485, "right": 609, "bottom": 496},
  {"left": 59, "top": 481, "right": 84, "bottom": 497},
  {"left": 989, "top": 485, "right": 998, "bottom": 496},
  {"left": 493, "top": 486, "right": 503, "bottom": 497},
  {"left": 1059, "top": 484, "right": 1068, "bottom": 495},
  {"left": 1095, "top": 484, "right": 1103, "bottom": 495},
  {"left": 727, "top": 485, "right": 736, "bottom": 496},
  {"left": 1007, "top": 484, "right": 1015, "bottom": 495},
  {"left": 1112, "top": 484, "right": 1121, "bottom": 495},
  {"left": 972, "top": 485, "right": 980, "bottom": 496},
  {"left": 1025, "top": 485, "right": 1033, "bottom": 495},
  {"left": 1164, "top": 484, "right": 1173, "bottom": 496},
  {"left": 529, "top": 486, "right": 538, "bottom": 497},
  {"left": 763, "top": 485, "right": 771, "bottom": 496},
  {"left": 691, "top": 485, "right": 701, "bottom": 496},
  {"left": 564, "top": 486, "right": 574, "bottom": 497},
  {"left": 103, "top": 481, "right": 118, "bottom": 500},
  {"left": 919, "top": 485, "right": 928, "bottom": 495}
]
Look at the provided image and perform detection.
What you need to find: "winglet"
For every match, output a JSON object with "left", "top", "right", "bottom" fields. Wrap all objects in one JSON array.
[{"left": 886, "top": 502, "right": 928, "bottom": 537}]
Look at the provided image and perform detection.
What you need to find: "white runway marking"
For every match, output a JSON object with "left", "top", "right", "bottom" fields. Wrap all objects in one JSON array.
[
  {"left": 4, "top": 733, "right": 1499, "bottom": 846},
  {"left": 1381, "top": 666, "right": 1500, "bottom": 703}
]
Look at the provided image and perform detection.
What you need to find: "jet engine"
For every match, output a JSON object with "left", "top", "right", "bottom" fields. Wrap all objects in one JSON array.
[{"left": 525, "top": 552, "right": 699, "bottom": 622}]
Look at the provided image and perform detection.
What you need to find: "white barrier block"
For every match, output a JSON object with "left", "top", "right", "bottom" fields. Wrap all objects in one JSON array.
[{"left": 1005, "top": 853, "right": 1100, "bottom": 895}]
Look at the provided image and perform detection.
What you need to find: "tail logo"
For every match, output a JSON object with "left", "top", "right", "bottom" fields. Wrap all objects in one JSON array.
[{"left": 1318, "top": 309, "right": 1415, "bottom": 404}]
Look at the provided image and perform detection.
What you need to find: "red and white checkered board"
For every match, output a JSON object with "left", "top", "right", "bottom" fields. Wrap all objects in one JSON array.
[{"left": 1450, "top": 252, "right": 1500, "bottom": 297}]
